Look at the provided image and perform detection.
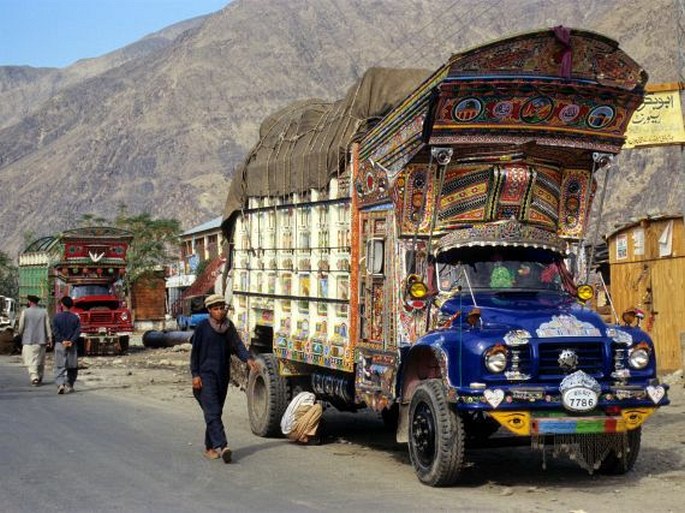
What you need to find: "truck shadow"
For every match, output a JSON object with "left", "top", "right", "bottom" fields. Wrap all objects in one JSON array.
[{"left": 320, "top": 407, "right": 681, "bottom": 488}]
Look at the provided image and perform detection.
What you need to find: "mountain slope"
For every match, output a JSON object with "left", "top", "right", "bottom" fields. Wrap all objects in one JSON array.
[
  {"left": 0, "top": 15, "right": 210, "bottom": 130},
  {"left": 0, "top": 0, "right": 682, "bottom": 256}
]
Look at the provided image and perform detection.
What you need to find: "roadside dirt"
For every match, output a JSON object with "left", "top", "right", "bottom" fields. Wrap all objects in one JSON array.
[{"left": 8, "top": 334, "right": 683, "bottom": 512}]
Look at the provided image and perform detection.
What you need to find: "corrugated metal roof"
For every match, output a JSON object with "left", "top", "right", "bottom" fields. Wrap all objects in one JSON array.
[
  {"left": 22, "top": 236, "right": 59, "bottom": 254},
  {"left": 182, "top": 216, "right": 222, "bottom": 236}
]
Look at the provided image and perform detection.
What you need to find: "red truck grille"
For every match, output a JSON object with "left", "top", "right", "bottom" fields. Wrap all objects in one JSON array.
[
  {"left": 78, "top": 311, "right": 132, "bottom": 333},
  {"left": 89, "top": 311, "right": 115, "bottom": 323}
]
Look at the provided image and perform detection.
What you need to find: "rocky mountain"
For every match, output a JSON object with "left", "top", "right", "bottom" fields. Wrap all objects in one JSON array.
[
  {"left": 0, "top": 0, "right": 682, "bottom": 256},
  {"left": 0, "top": 16, "right": 208, "bottom": 131}
]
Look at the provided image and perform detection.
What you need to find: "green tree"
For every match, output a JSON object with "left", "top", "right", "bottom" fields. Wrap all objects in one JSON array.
[
  {"left": 76, "top": 206, "right": 182, "bottom": 292},
  {"left": 113, "top": 210, "right": 182, "bottom": 290},
  {"left": 0, "top": 250, "right": 18, "bottom": 297}
]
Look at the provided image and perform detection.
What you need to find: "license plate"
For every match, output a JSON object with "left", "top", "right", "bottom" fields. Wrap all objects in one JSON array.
[{"left": 562, "top": 387, "right": 598, "bottom": 412}]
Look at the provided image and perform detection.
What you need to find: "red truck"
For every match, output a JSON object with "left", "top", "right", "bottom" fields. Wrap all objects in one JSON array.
[{"left": 18, "top": 227, "right": 134, "bottom": 355}]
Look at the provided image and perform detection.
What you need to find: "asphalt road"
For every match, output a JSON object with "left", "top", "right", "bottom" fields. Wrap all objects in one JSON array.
[
  {"left": 1, "top": 358, "right": 460, "bottom": 513},
  {"left": 1, "top": 357, "right": 682, "bottom": 513}
]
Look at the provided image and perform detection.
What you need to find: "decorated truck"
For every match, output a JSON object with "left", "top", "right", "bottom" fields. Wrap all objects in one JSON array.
[
  {"left": 221, "top": 28, "right": 669, "bottom": 486},
  {"left": 18, "top": 227, "right": 134, "bottom": 355}
]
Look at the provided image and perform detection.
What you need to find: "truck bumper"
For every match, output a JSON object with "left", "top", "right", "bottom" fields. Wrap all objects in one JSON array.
[
  {"left": 82, "top": 333, "right": 130, "bottom": 355},
  {"left": 490, "top": 407, "right": 656, "bottom": 436}
]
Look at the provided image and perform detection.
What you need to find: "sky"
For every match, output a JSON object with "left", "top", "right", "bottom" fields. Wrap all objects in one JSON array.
[{"left": 0, "top": 0, "right": 230, "bottom": 68}]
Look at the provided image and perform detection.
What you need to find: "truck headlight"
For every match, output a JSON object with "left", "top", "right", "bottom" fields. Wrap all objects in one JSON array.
[
  {"left": 628, "top": 345, "right": 650, "bottom": 369},
  {"left": 120, "top": 312, "right": 129, "bottom": 322},
  {"left": 484, "top": 345, "right": 508, "bottom": 373}
]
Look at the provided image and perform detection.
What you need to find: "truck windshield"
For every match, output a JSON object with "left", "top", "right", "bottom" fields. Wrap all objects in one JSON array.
[
  {"left": 436, "top": 248, "right": 568, "bottom": 293},
  {"left": 71, "top": 285, "right": 112, "bottom": 298}
]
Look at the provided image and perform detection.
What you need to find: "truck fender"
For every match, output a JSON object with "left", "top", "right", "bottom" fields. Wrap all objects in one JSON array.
[{"left": 396, "top": 344, "right": 450, "bottom": 443}]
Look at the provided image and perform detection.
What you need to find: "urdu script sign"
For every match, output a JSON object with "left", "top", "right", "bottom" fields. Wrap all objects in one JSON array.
[{"left": 623, "top": 83, "right": 685, "bottom": 148}]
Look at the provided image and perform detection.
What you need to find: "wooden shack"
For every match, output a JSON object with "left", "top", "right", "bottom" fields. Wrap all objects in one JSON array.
[
  {"left": 130, "top": 270, "right": 166, "bottom": 326},
  {"left": 607, "top": 214, "right": 684, "bottom": 373}
]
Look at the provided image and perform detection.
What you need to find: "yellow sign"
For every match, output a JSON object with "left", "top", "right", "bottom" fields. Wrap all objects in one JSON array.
[{"left": 624, "top": 86, "right": 685, "bottom": 148}]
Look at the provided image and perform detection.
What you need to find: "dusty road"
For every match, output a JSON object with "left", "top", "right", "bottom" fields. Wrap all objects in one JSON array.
[{"left": 0, "top": 343, "right": 682, "bottom": 513}]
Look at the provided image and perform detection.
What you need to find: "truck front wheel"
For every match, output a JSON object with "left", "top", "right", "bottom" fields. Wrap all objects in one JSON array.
[
  {"left": 408, "top": 379, "right": 465, "bottom": 486},
  {"left": 246, "top": 354, "right": 288, "bottom": 437},
  {"left": 598, "top": 427, "right": 642, "bottom": 474}
]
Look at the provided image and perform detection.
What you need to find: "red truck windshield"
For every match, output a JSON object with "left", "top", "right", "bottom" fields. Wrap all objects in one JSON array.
[{"left": 71, "top": 285, "right": 113, "bottom": 298}]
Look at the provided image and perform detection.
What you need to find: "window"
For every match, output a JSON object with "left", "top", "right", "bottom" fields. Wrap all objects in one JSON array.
[
  {"left": 366, "top": 239, "right": 384, "bottom": 275},
  {"left": 435, "top": 247, "right": 566, "bottom": 293}
]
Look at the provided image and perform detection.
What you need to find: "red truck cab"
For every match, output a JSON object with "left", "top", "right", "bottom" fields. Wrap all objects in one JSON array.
[{"left": 56, "top": 227, "right": 134, "bottom": 354}]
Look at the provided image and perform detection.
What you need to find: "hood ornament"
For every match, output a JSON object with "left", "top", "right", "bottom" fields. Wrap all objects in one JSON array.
[
  {"left": 558, "top": 349, "right": 578, "bottom": 371},
  {"left": 89, "top": 251, "right": 105, "bottom": 262}
]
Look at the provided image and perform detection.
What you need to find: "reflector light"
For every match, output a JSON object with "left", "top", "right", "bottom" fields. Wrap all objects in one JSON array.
[{"left": 576, "top": 284, "right": 594, "bottom": 301}]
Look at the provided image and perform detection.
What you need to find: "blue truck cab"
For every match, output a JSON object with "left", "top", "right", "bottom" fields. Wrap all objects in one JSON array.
[
  {"left": 396, "top": 239, "right": 668, "bottom": 484},
  {"left": 176, "top": 294, "right": 209, "bottom": 331}
]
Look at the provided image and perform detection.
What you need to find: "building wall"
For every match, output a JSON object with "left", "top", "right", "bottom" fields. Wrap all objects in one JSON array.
[
  {"left": 131, "top": 271, "right": 166, "bottom": 321},
  {"left": 179, "top": 227, "right": 224, "bottom": 272},
  {"left": 608, "top": 216, "right": 684, "bottom": 373}
]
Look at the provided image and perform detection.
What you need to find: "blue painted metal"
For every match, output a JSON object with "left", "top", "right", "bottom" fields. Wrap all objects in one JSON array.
[{"left": 405, "top": 289, "right": 669, "bottom": 412}]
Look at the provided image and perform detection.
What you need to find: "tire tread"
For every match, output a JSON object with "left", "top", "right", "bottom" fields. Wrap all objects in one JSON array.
[
  {"left": 408, "top": 379, "right": 465, "bottom": 486},
  {"left": 247, "top": 354, "right": 288, "bottom": 437}
]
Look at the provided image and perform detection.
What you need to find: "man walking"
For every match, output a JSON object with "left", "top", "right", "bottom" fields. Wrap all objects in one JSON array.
[
  {"left": 190, "top": 294, "right": 257, "bottom": 463},
  {"left": 17, "top": 295, "right": 52, "bottom": 386},
  {"left": 52, "top": 296, "right": 81, "bottom": 394}
]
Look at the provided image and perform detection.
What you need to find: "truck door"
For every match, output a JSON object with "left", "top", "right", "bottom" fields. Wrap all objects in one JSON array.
[
  {"left": 359, "top": 209, "right": 396, "bottom": 347},
  {"left": 356, "top": 209, "right": 399, "bottom": 409}
]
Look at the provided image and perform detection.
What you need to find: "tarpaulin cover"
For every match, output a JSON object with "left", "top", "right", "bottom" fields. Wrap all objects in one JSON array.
[{"left": 222, "top": 67, "right": 430, "bottom": 230}]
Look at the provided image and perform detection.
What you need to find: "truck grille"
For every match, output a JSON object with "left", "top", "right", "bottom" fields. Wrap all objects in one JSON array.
[
  {"left": 86, "top": 312, "right": 115, "bottom": 323},
  {"left": 537, "top": 341, "right": 605, "bottom": 378}
]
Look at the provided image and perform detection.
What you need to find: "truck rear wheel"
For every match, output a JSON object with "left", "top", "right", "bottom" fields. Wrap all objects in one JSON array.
[
  {"left": 408, "top": 379, "right": 465, "bottom": 486},
  {"left": 598, "top": 427, "right": 642, "bottom": 474},
  {"left": 247, "top": 354, "right": 288, "bottom": 437}
]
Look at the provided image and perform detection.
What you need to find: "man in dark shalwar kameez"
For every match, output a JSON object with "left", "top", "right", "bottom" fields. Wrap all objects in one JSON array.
[
  {"left": 190, "top": 294, "right": 257, "bottom": 463},
  {"left": 52, "top": 296, "right": 81, "bottom": 394}
]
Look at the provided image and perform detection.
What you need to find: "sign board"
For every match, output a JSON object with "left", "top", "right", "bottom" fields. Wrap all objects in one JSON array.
[{"left": 624, "top": 84, "right": 685, "bottom": 148}]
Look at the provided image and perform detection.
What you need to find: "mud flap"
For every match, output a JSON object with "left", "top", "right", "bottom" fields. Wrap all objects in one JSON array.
[{"left": 396, "top": 403, "right": 409, "bottom": 443}]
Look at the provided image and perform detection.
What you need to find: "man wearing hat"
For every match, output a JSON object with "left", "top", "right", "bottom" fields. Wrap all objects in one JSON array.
[
  {"left": 190, "top": 293, "right": 257, "bottom": 463},
  {"left": 17, "top": 294, "right": 52, "bottom": 385}
]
